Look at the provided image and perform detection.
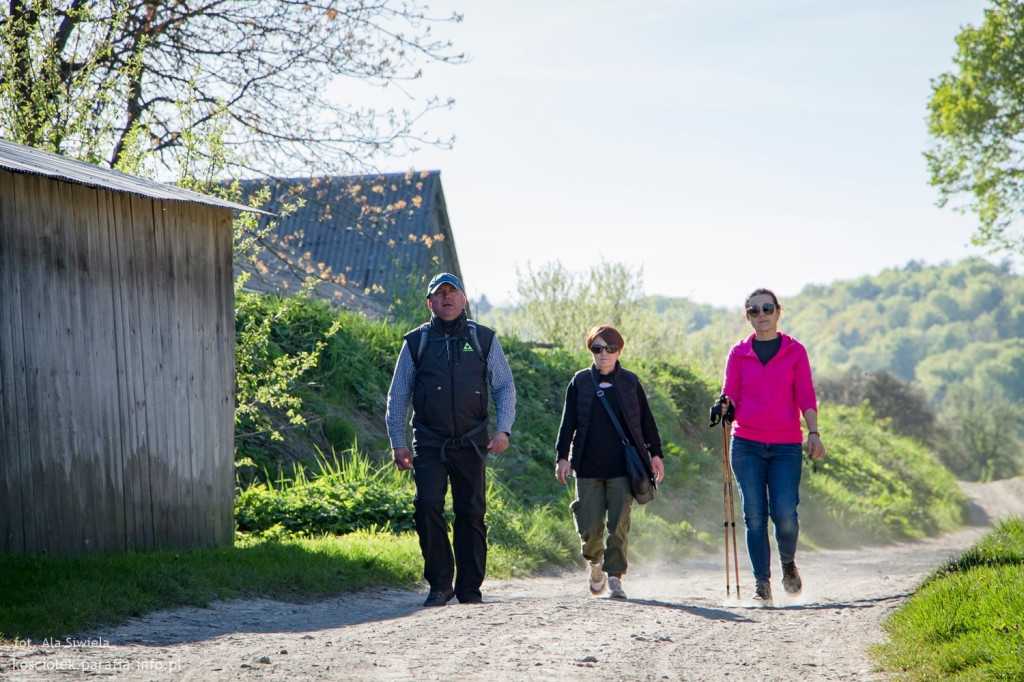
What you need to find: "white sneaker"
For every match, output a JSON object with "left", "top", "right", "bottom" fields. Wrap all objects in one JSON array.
[
  {"left": 608, "top": 575, "right": 627, "bottom": 599},
  {"left": 588, "top": 562, "right": 607, "bottom": 595}
]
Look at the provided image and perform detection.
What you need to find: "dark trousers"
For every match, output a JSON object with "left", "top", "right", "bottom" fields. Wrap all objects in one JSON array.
[{"left": 412, "top": 445, "right": 487, "bottom": 601}]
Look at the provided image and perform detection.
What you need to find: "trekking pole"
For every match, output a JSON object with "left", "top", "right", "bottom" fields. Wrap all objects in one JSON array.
[
  {"left": 720, "top": 421, "right": 732, "bottom": 597},
  {"left": 722, "top": 421, "right": 741, "bottom": 598},
  {"left": 709, "top": 395, "right": 741, "bottom": 598}
]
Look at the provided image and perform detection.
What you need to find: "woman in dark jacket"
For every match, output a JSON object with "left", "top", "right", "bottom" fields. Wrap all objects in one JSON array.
[{"left": 554, "top": 324, "right": 665, "bottom": 599}]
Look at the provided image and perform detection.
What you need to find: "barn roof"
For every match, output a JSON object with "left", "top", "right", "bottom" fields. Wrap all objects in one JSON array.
[
  {"left": 0, "top": 137, "right": 253, "bottom": 212},
  {"left": 237, "top": 170, "right": 464, "bottom": 311}
]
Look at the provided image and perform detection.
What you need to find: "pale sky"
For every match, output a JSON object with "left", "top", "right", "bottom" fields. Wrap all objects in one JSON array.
[{"left": 357, "top": 0, "right": 998, "bottom": 309}]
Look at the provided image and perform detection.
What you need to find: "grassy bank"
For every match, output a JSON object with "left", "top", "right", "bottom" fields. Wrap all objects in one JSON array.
[
  {"left": 0, "top": 533, "right": 422, "bottom": 642},
  {"left": 870, "top": 516, "right": 1024, "bottom": 680}
]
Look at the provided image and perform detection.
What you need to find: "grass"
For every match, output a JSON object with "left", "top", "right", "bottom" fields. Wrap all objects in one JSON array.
[
  {"left": 0, "top": 532, "right": 421, "bottom": 642},
  {"left": 870, "top": 516, "right": 1024, "bottom": 681}
]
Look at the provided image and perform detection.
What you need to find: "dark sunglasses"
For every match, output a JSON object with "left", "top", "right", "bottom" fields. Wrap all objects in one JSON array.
[
  {"left": 746, "top": 303, "right": 777, "bottom": 317},
  {"left": 590, "top": 344, "right": 620, "bottom": 354}
]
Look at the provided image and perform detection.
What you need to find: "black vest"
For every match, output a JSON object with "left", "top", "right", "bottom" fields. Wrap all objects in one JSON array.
[
  {"left": 406, "top": 314, "right": 494, "bottom": 450},
  {"left": 569, "top": 365, "right": 648, "bottom": 462}
]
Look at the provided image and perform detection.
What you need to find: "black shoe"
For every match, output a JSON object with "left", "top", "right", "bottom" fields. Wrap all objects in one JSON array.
[
  {"left": 422, "top": 589, "right": 455, "bottom": 607},
  {"left": 782, "top": 562, "right": 803, "bottom": 596},
  {"left": 753, "top": 581, "right": 773, "bottom": 605}
]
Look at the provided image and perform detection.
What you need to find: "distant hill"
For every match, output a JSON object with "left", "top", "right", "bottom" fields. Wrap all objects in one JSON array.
[
  {"left": 642, "top": 257, "right": 1024, "bottom": 480},
  {"left": 483, "top": 257, "right": 1024, "bottom": 480},
  {"left": 651, "top": 257, "right": 1024, "bottom": 405}
]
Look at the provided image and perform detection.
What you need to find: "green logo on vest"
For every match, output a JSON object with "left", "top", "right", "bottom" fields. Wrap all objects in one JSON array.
[{"left": 462, "top": 342, "right": 473, "bottom": 352}]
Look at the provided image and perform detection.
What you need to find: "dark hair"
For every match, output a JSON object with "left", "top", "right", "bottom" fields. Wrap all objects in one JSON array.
[
  {"left": 745, "top": 288, "right": 781, "bottom": 310},
  {"left": 585, "top": 324, "right": 625, "bottom": 350}
]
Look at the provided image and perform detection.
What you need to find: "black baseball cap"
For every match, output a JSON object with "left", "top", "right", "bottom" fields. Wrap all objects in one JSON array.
[{"left": 426, "top": 272, "right": 464, "bottom": 297}]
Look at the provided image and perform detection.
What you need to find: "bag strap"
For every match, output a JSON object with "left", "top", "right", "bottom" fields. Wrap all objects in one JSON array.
[{"left": 590, "top": 370, "right": 630, "bottom": 445}]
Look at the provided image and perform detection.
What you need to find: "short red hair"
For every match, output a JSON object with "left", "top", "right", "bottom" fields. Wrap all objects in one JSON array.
[{"left": 585, "top": 324, "right": 625, "bottom": 350}]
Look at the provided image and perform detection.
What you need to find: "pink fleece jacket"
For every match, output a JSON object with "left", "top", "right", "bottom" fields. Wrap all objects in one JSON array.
[{"left": 721, "top": 332, "right": 817, "bottom": 444}]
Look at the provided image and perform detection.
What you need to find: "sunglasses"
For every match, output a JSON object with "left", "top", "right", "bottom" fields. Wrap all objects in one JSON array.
[
  {"left": 746, "top": 303, "right": 777, "bottom": 317},
  {"left": 590, "top": 344, "right": 620, "bottom": 354}
]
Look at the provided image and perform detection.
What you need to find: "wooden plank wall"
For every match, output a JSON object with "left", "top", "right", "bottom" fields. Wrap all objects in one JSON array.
[{"left": 0, "top": 168, "right": 235, "bottom": 555}]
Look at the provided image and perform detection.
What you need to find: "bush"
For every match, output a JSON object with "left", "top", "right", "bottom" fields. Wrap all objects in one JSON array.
[
  {"left": 235, "top": 450, "right": 415, "bottom": 537},
  {"left": 800, "top": 404, "right": 966, "bottom": 546}
]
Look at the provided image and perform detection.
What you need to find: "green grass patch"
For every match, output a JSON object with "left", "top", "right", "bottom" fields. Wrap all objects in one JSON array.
[
  {"left": 871, "top": 516, "right": 1024, "bottom": 680},
  {"left": 800, "top": 404, "right": 967, "bottom": 546},
  {"left": 0, "top": 532, "right": 421, "bottom": 642},
  {"left": 235, "top": 448, "right": 416, "bottom": 537}
]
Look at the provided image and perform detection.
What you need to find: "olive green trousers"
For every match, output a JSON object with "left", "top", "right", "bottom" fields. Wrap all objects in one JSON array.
[{"left": 570, "top": 476, "right": 634, "bottom": 577}]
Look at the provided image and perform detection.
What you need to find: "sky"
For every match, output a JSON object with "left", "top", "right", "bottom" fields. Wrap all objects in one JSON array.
[{"left": 354, "top": 0, "right": 1000, "bottom": 310}]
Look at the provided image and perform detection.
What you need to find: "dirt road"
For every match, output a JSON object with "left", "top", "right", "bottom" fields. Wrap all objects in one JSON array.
[{"left": 3, "top": 478, "right": 1022, "bottom": 681}]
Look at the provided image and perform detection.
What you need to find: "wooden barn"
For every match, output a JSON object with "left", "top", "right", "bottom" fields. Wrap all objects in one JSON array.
[
  {"left": 0, "top": 138, "right": 246, "bottom": 556},
  {"left": 237, "top": 170, "right": 465, "bottom": 315}
]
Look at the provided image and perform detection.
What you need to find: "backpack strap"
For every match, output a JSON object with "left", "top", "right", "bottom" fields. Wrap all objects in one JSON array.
[
  {"left": 408, "top": 320, "right": 492, "bottom": 367},
  {"left": 407, "top": 322, "right": 431, "bottom": 367}
]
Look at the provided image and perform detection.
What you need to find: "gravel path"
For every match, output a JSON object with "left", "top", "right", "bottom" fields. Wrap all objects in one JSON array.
[{"left": 2, "top": 478, "right": 1022, "bottom": 681}]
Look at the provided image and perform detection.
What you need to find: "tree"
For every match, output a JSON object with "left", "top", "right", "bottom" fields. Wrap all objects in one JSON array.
[
  {"left": 940, "top": 382, "right": 1023, "bottom": 481},
  {"left": 926, "top": 0, "right": 1024, "bottom": 255},
  {"left": 511, "top": 260, "right": 649, "bottom": 350},
  {"left": 0, "top": 1, "right": 465, "bottom": 455},
  {"left": 816, "top": 369, "right": 940, "bottom": 445},
  {"left": 0, "top": 1, "right": 463, "bottom": 176}
]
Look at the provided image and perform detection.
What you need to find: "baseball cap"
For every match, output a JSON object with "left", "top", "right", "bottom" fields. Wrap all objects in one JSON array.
[{"left": 426, "top": 272, "right": 464, "bottom": 297}]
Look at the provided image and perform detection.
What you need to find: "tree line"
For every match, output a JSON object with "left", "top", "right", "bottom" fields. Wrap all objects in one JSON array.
[{"left": 484, "top": 257, "right": 1024, "bottom": 482}]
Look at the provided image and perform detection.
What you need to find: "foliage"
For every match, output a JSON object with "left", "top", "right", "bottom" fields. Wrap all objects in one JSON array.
[
  {"left": 940, "top": 382, "right": 1024, "bottom": 481},
  {"left": 926, "top": 0, "right": 1024, "bottom": 256},
  {"left": 238, "top": 286, "right": 968, "bottom": 559},
  {"left": 234, "top": 446, "right": 580, "bottom": 576},
  {"left": 483, "top": 474, "right": 578, "bottom": 577},
  {"left": 0, "top": 0, "right": 471, "bottom": 466},
  {"left": 871, "top": 516, "right": 1024, "bottom": 680},
  {"left": 780, "top": 258, "right": 1024, "bottom": 480},
  {"left": 493, "top": 257, "right": 1024, "bottom": 482},
  {"left": 235, "top": 449, "right": 415, "bottom": 537},
  {"left": 800, "top": 404, "right": 966, "bottom": 546},
  {"left": 235, "top": 293, "right": 342, "bottom": 444},
  {"left": 817, "top": 370, "right": 939, "bottom": 444},
  {"left": 0, "top": 2, "right": 140, "bottom": 164},
  {"left": 0, "top": 0, "right": 463, "bottom": 175},
  {"left": 502, "top": 260, "right": 652, "bottom": 350}
]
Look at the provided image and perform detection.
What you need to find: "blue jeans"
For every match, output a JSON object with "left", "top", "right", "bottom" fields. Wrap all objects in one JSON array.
[{"left": 729, "top": 436, "right": 802, "bottom": 584}]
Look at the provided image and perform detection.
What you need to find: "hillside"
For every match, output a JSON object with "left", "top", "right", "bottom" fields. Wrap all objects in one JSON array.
[
  {"left": 235, "top": 283, "right": 973, "bottom": 557},
  {"left": 606, "top": 257, "right": 1024, "bottom": 482}
]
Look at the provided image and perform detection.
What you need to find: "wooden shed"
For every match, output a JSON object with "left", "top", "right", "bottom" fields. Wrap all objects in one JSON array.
[{"left": 0, "top": 138, "right": 246, "bottom": 556}]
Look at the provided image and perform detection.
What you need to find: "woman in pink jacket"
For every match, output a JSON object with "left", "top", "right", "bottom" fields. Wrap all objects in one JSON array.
[{"left": 720, "top": 288, "right": 826, "bottom": 605}]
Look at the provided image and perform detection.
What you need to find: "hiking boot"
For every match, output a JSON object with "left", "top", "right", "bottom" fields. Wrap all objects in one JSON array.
[
  {"left": 422, "top": 588, "right": 455, "bottom": 607},
  {"left": 753, "top": 581, "right": 772, "bottom": 605},
  {"left": 608, "top": 575, "right": 627, "bottom": 599},
  {"left": 782, "top": 562, "right": 803, "bottom": 596},
  {"left": 588, "top": 562, "right": 607, "bottom": 596}
]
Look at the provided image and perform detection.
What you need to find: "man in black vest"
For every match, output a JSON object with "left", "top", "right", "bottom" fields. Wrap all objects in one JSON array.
[{"left": 386, "top": 272, "right": 517, "bottom": 606}]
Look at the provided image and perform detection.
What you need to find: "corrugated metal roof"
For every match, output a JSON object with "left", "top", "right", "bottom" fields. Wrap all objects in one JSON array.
[
  {"left": 237, "top": 171, "right": 464, "bottom": 305},
  {"left": 0, "top": 137, "right": 254, "bottom": 212}
]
